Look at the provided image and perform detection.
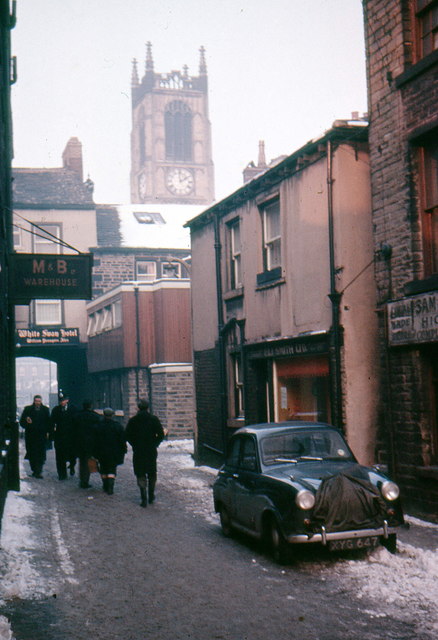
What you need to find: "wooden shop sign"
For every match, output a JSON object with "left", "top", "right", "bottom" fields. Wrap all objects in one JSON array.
[{"left": 9, "top": 253, "right": 92, "bottom": 302}]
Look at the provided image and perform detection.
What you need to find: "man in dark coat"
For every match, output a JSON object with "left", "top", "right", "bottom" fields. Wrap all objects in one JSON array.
[
  {"left": 125, "top": 399, "right": 164, "bottom": 507},
  {"left": 19, "top": 395, "right": 51, "bottom": 478},
  {"left": 93, "top": 408, "right": 126, "bottom": 495},
  {"left": 50, "top": 393, "right": 77, "bottom": 480},
  {"left": 73, "top": 400, "right": 101, "bottom": 489}
]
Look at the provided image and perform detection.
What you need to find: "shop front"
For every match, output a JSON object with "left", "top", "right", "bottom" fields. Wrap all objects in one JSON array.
[{"left": 243, "top": 334, "right": 331, "bottom": 427}]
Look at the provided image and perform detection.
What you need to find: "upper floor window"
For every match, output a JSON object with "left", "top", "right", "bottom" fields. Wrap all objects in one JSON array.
[
  {"left": 13, "top": 225, "right": 21, "bottom": 249},
  {"left": 33, "top": 224, "right": 61, "bottom": 254},
  {"left": 415, "top": 1, "right": 438, "bottom": 59},
  {"left": 165, "top": 100, "right": 192, "bottom": 161},
  {"left": 421, "top": 136, "right": 438, "bottom": 274},
  {"left": 34, "top": 299, "right": 62, "bottom": 325},
  {"left": 135, "top": 260, "right": 156, "bottom": 281},
  {"left": 261, "top": 199, "right": 281, "bottom": 272},
  {"left": 228, "top": 219, "right": 242, "bottom": 289},
  {"left": 162, "top": 262, "right": 181, "bottom": 278}
]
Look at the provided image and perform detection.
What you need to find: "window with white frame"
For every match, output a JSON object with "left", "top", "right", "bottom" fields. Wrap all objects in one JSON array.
[
  {"left": 112, "top": 299, "right": 122, "bottom": 328},
  {"left": 33, "top": 224, "right": 62, "bottom": 254},
  {"left": 232, "top": 353, "right": 244, "bottom": 418},
  {"left": 162, "top": 261, "right": 181, "bottom": 278},
  {"left": 34, "top": 299, "right": 62, "bottom": 325},
  {"left": 228, "top": 219, "right": 242, "bottom": 289},
  {"left": 261, "top": 199, "right": 281, "bottom": 271},
  {"left": 136, "top": 260, "right": 156, "bottom": 281},
  {"left": 13, "top": 225, "right": 22, "bottom": 249}
]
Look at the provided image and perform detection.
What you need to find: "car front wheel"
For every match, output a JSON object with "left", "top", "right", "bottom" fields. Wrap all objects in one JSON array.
[
  {"left": 268, "top": 517, "right": 289, "bottom": 564},
  {"left": 219, "top": 504, "right": 233, "bottom": 537}
]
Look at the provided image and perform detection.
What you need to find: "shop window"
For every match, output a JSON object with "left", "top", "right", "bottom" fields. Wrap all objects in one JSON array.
[
  {"left": 33, "top": 224, "right": 61, "bottom": 254},
  {"left": 136, "top": 260, "right": 156, "bottom": 281},
  {"left": 420, "top": 136, "right": 438, "bottom": 274},
  {"left": 34, "top": 299, "right": 62, "bottom": 325},
  {"left": 228, "top": 219, "right": 242, "bottom": 290},
  {"left": 275, "top": 357, "right": 329, "bottom": 423},
  {"left": 415, "top": 1, "right": 438, "bottom": 59}
]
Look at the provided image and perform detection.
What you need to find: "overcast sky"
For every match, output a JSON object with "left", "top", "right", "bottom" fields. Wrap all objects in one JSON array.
[{"left": 11, "top": 0, "right": 368, "bottom": 205}]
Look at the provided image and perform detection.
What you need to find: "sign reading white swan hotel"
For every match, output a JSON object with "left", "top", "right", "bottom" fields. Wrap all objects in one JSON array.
[{"left": 388, "top": 291, "right": 438, "bottom": 346}]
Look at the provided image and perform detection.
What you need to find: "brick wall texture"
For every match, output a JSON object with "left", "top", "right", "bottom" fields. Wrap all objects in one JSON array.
[
  {"left": 150, "top": 368, "right": 194, "bottom": 439},
  {"left": 364, "top": 0, "right": 438, "bottom": 518}
]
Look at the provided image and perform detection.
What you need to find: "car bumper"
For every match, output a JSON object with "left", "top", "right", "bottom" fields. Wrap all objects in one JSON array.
[{"left": 286, "top": 521, "right": 398, "bottom": 545}]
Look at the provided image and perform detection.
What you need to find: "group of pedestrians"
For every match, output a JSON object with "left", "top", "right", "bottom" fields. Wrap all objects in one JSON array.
[{"left": 19, "top": 395, "right": 164, "bottom": 507}]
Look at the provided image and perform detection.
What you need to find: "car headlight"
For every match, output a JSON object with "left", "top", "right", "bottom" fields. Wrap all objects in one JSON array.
[
  {"left": 381, "top": 480, "right": 400, "bottom": 501},
  {"left": 295, "top": 489, "right": 315, "bottom": 510}
]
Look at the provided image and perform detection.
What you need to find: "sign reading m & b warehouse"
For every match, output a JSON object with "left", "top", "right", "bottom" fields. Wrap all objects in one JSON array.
[
  {"left": 388, "top": 291, "right": 438, "bottom": 346},
  {"left": 9, "top": 253, "right": 92, "bottom": 302}
]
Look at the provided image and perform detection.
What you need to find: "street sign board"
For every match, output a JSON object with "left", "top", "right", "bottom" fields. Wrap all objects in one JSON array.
[
  {"left": 387, "top": 291, "right": 438, "bottom": 346},
  {"left": 16, "top": 327, "right": 80, "bottom": 346},
  {"left": 9, "top": 253, "right": 93, "bottom": 302}
]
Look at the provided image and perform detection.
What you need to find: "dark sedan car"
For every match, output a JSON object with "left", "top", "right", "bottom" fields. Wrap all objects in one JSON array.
[{"left": 213, "top": 422, "right": 404, "bottom": 563}]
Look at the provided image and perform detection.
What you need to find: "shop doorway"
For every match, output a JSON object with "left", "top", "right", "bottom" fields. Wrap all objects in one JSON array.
[{"left": 275, "top": 356, "right": 330, "bottom": 423}]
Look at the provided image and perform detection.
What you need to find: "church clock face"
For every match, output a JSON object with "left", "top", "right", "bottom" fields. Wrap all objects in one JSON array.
[{"left": 166, "top": 168, "right": 194, "bottom": 195}]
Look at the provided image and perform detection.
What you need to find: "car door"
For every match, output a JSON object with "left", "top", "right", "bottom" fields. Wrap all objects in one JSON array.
[{"left": 233, "top": 435, "right": 262, "bottom": 532}]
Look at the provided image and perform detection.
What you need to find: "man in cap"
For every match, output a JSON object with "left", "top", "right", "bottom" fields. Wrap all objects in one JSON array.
[{"left": 125, "top": 399, "right": 164, "bottom": 507}]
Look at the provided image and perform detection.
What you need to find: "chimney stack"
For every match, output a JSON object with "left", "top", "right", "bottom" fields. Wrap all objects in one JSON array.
[{"left": 62, "top": 137, "right": 83, "bottom": 181}]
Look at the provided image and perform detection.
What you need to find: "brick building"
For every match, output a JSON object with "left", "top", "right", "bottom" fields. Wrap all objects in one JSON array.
[
  {"left": 363, "top": 0, "right": 438, "bottom": 519},
  {"left": 88, "top": 203, "right": 199, "bottom": 435}
]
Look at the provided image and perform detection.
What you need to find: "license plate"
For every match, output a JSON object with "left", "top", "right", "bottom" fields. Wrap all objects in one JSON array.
[{"left": 328, "top": 536, "right": 379, "bottom": 551}]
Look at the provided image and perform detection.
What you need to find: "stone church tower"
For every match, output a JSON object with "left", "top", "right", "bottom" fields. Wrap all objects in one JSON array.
[{"left": 130, "top": 43, "right": 215, "bottom": 205}]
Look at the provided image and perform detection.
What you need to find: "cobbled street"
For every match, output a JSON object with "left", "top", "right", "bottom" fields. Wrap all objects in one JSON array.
[{"left": 1, "top": 441, "right": 438, "bottom": 640}]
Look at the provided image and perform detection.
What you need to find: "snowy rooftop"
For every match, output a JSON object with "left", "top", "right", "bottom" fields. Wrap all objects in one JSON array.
[{"left": 101, "top": 203, "right": 205, "bottom": 250}]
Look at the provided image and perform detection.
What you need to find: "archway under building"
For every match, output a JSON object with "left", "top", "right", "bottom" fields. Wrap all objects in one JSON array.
[{"left": 15, "top": 345, "right": 89, "bottom": 413}]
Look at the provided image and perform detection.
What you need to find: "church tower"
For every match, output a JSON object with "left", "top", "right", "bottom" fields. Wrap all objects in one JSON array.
[{"left": 130, "top": 43, "right": 215, "bottom": 205}]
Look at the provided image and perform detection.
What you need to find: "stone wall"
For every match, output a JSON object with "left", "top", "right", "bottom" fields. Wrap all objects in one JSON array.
[{"left": 150, "top": 364, "right": 194, "bottom": 439}]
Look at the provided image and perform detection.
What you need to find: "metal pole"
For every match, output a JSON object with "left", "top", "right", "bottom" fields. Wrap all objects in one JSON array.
[{"left": 327, "top": 140, "right": 343, "bottom": 429}]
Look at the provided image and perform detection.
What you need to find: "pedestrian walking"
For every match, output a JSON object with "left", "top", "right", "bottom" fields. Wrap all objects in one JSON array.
[
  {"left": 19, "top": 395, "right": 51, "bottom": 478},
  {"left": 73, "top": 400, "right": 101, "bottom": 488},
  {"left": 125, "top": 399, "right": 164, "bottom": 507},
  {"left": 93, "top": 408, "right": 126, "bottom": 495},
  {"left": 50, "top": 393, "right": 77, "bottom": 480}
]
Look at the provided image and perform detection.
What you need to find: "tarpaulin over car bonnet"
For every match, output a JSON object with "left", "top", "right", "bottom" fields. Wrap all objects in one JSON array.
[{"left": 312, "top": 466, "right": 387, "bottom": 532}]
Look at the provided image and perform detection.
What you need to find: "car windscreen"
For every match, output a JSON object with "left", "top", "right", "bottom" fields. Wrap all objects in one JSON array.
[{"left": 260, "top": 429, "right": 355, "bottom": 465}]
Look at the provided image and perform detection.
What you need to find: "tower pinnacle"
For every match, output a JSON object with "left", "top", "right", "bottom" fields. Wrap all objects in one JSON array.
[
  {"left": 199, "top": 46, "right": 207, "bottom": 75},
  {"left": 145, "top": 41, "right": 154, "bottom": 73},
  {"left": 131, "top": 58, "right": 139, "bottom": 87}
]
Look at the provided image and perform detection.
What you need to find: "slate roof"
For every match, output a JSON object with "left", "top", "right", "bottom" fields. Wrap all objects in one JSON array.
[{"left": 12, "top": 168, "right": 95, "bottom": 207}]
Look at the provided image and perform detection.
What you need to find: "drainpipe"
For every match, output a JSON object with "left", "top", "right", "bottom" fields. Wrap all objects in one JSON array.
[
  {"left": 214, "top": 213, "right": 227, "bottom": 456},
  {"left": 134, "top": 286, "right": 141, "bottom": 402},
  {"left": 327, "top": 139, "right": 343, "bottom": 430}
]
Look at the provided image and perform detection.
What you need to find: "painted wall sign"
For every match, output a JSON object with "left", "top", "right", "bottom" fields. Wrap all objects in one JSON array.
[
  {"left": 9, "top": 253, "right": 93, "bottom": 302},
  {"left": 16, "top": 327, "right": 80, "bottom": 346},
  {"left": 387, "top": 291, "right": 438, "bottom": 345},
  {"left": 246, "top": 334, "right": 329, "bottom": 360}
]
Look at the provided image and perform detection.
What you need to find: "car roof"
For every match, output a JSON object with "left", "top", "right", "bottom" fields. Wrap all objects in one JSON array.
[{"left": 233, "top": 421, "right": 341, "bottom": 439}]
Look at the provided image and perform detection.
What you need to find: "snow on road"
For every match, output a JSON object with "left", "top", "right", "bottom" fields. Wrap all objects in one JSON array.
[{"left": 1, "top": 439, "right": 438, "bottom": 639}]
